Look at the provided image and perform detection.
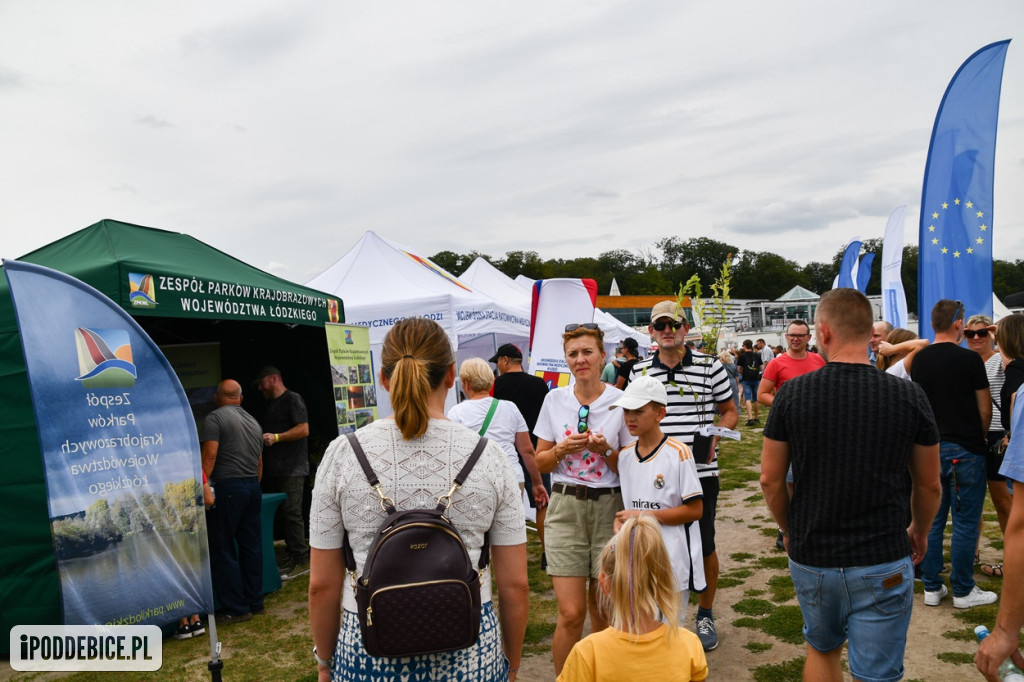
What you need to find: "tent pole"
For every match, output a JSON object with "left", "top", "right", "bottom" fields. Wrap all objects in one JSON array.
[{"left": 206, "top": 615, "right": 223, "bottom": 681}]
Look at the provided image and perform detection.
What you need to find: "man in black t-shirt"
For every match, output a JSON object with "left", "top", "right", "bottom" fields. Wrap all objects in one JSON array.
[
  {"left": 911, "top": 299, "right": 996, "bottom": 609},
  {"left": 614, "top": 337, "right": 640, "bottom": 389},
  {"left": 736, "top": 339, "right": 763, "bottom": 425},
  {"left": 256, "top": 366, "right": 310, "bottom": 576},
  {"left": 762, "top": 288, "right": 940, "bottom": 682}
]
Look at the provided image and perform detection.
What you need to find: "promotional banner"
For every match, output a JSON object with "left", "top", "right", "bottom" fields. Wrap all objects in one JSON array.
[
  {"left": 855, "top": 253, "right": 875, "bottom": 294},
  {"left": 4, "top": 259, "right": 214, "bottom": 627},
  {"left": 128, "top": 270, "right": 340, "bottom": 326},
  {"left": 918, "top": 40, "right": 1009, "bottom": 338},
  {"left": 527, "top": 279, "right": 598, "bottom": 389},
  {"left": 835, "top": 238, "right": 862, "bottom": 290},
  {"left": 325, "top": 324, "right": 377, "bottom": 433},
  {"left": 882, "top": 205, "right": 909, "bottom": 328}
]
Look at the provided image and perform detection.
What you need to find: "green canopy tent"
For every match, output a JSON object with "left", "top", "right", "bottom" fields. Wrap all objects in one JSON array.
[{"left": 0, "top": 219, "right": 344, "bottom": 647}]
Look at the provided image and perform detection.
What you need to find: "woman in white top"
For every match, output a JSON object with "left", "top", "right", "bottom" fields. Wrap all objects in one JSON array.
[
  {"left": 533, "top": 323, "right": 632, "bottom": 676},
  {"left": 448, "top": 357, "right": 548, "bottom": 506},
  {"left": 965, "top": 314, "right": 1010, "bottom": 578},
  {"left": 308, "top": 318, "right": 528, "bottom": 681}
]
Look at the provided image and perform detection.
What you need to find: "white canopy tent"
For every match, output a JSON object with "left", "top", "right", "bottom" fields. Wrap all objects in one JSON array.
[{"left": 307, "top": 231, "right": 531, "bottom": 415}]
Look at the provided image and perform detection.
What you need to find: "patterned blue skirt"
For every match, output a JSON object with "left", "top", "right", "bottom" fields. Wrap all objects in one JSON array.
[{"left": 332, "top": 602, "right": 509, "bottom": 682}]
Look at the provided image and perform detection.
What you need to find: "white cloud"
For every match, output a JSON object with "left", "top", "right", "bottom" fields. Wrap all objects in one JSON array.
[{"left": 0, "top": 0, "right": 1021, "bottom": 282}]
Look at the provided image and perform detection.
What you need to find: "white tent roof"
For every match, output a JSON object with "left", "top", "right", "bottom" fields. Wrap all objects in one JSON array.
[
  {"left": 464, "top": 258, "right": 650, "bottom": 350},
  {"left": 460, "top": 258, "right": 533, "bottom": 316},
  {"left": 306, "top": 232, "right": 530, "bottom": 346}
]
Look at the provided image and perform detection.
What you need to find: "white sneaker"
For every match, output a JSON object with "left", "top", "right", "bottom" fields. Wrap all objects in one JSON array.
[
  {"left": 953, "top": 585, "right": 998, "bottom": 609},
  {"left": 924, "top": 584, "right": 948, "bottom": 606}
]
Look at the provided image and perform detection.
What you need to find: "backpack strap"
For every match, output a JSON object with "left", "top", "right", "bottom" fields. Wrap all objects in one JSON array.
[
  {"left": 439, "top": 437, "right": 491, "bottom": 570},
  {"left": 478, "top": 399, "right": 499, "bottom": 436},
  {"left": 345, "top": 432, "right": 396, "bottom": 515}
]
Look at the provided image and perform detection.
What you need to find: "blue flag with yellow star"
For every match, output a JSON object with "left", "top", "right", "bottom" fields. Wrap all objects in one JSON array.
[{"left": 918, "top": 40, "right": 1009, "bottom": 340}]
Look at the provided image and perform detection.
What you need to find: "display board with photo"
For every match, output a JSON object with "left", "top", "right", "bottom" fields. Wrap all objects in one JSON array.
[{"left": 325, "top": 324, "right": 378, "bottom": 434}]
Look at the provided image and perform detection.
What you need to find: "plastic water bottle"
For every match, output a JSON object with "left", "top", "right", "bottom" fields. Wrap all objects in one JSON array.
[{"left": 975, "top": 626, "right": 1024, "bottom": 681}]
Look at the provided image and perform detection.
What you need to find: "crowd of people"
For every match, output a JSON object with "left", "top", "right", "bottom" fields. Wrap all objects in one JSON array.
[{"left": 293, "top": 293, "right": 1024, "bottom": 681}]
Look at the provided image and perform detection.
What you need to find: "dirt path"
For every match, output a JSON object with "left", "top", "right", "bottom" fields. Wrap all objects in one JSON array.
[{"left": 516, "top": 447, "right": 996, "bottom": 681}]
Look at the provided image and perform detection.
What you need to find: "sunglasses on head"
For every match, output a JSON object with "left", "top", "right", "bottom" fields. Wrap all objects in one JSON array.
[
  {"left": 565, "top": 323, "right": 600, "bottom": 332},
  {"left": 578, "top": 404, "right": 590, "bottom": 434},
  {"left": 652, "top": 319, "right": 683, "bottom": 332},
  {"left": 964, "top": 329, "right": 990, "bottom": 339},
  {"left": 951, "top": 300, "right": 963, "bottom": 326}
]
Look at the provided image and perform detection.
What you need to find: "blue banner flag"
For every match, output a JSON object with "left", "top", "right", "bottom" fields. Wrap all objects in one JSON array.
[
  {"left": 918, "top": 40, "right": 1010, "bottom": 339},
  {"left": 836, "top": 239, "right": 862, "bottom": 290},
  {"left": 856, "top": 253, "right": 875, "bottom": 294},
  {"left": 3, "top": 259, "right": 214, "bottom": 627}
]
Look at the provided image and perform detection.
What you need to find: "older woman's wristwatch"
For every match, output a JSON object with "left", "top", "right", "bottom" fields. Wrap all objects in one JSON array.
[{"left": 313, "top": 645, "right": 332, "bottom": 667}]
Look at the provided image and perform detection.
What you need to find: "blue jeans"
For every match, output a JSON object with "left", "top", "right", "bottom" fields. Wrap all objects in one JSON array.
[
  {"left": 207, "top": 477, "right": 264, "bottom": 615},
  {"left": 790, "top": 557, "right": 913, "bottom": 682},
  {"left": 920, "top": 442, "right": 987, "bottom": 597},
  {"left": 741, "top": 379, "right": 759, "bottom": 403}
]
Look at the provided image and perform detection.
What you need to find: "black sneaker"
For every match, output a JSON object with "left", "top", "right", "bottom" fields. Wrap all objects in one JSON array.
[
  {"left": 278, "top": 558, "right": 296, "bottom": 576},
  {"left": 172, "top": 625, "right": 194, "bottom": 640},
  {"left": 189, "top": 621, "right": 206, "bottom": 637},
  {"left": 282, "top": 556, "right": 310, "bottom": 581},
  {"left": 216, "top": 612, "right": 253, "bottom": 624},
  {"left": 745, "top": 419, "right": 757, "bottom": 427}
]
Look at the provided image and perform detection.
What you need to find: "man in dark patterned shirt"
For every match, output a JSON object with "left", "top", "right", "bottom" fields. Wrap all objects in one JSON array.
[{"left": 760, "top": 288, "right": 941, "bottom": 682}]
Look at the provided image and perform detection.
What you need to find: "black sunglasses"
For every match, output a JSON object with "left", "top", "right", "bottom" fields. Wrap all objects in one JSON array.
[
  {"left": 578, "top": 405, "right": 590, "bottom": 434},
  {"left": 565, "top": 323, "right": 600, "bottom": 332},
  {"left": 964, "top": 329, "right": 990, "bottom": 339},
  {"left": 652, "top": 320, "right": 683, "bottom": 332}
]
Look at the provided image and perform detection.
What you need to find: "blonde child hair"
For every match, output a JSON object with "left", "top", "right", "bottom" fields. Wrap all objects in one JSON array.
[{"left": 599, "top": 515, "right": 679, "bottom": 638}]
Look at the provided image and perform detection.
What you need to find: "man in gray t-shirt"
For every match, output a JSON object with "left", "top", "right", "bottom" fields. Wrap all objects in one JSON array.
[{"left": 202, "top": 379, "right": 265, "bottom": 619}]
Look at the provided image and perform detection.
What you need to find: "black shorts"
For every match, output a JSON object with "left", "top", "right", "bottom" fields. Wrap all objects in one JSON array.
[{"left": 698, "top": 476, "right": 719, "bottom": 556}]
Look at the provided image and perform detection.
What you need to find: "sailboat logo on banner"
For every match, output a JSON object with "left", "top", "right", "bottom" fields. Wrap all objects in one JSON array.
[
  {"left": 74, "top": 327, "right": 138, "bottom": 388},
  {"left": 128, "top": 273, "right": 157, "bottom": 308}
]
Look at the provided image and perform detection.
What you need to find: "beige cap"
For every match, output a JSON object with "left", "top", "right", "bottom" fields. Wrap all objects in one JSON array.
[{"left": 650, "top": 300, "right": 683, "bottom": 323}]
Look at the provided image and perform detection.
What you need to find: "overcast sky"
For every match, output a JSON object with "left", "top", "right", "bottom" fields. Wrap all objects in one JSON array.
[{"left": 2, "top": 2, "right": 1022, "bottom": 286}]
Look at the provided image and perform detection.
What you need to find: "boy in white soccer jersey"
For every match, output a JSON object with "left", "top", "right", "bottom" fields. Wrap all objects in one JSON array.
[{"left": 610, "top": 376, "right": 706, "bottom": 620}]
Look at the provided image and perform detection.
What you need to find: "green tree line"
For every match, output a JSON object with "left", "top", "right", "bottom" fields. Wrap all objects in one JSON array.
[
  {"left": 432, "top": 237, "right": 1024, "bottom": 315},
  {"left": 52, "top": 479, "right": 202, "bottom": 559}
]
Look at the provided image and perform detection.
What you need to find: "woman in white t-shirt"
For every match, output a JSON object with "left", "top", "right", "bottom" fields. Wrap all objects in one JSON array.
[
  {"left": 533, "top": 323, "right": 632, "bottom": 676},
  {"left": 448, "top": 357, "right": 548, "bottom": 506}
]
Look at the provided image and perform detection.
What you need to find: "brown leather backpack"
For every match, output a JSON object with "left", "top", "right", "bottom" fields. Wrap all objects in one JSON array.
[{"left": 342, "top": 433, "right": 490, "bottom": 658}]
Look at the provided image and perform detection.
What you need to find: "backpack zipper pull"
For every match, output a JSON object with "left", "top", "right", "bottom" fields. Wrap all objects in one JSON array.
[{"left": 366, "top": 606, "right": 373, "bottom": 626}]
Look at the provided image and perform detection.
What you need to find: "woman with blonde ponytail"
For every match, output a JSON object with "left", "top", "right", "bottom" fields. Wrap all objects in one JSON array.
[
  {"left": 308, "top": 318, "right": 529, "bottom": 681},
  {"left": 558, "top": 515, "right": 708, "bottom": 682}
]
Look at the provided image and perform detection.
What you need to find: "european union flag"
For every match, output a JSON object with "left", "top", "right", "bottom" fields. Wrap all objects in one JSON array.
[{"left": 918, "top": 40, "right": 1009, "bottom": 339}]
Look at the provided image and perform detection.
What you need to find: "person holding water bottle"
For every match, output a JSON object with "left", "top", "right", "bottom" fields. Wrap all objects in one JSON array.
[{"left": 976, "top": 313, "right": 1024, "bottom": 680}]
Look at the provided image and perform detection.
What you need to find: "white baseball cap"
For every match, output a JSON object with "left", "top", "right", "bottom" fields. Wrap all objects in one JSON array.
[{"left": 609, "top": 376, "right": 668, "bottom": 410}]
